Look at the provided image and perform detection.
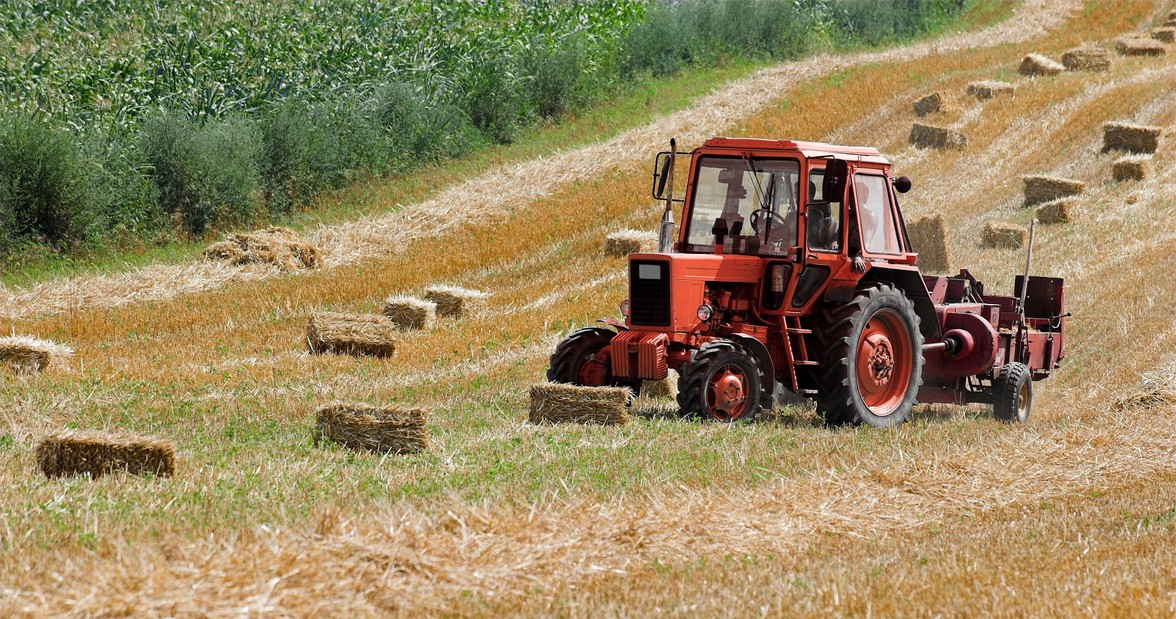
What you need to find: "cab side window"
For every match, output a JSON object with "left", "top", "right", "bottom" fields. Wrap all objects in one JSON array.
[
  {"left": 807, "top": 169, "right": 840, "bottom": 251},
  {"left": 852, "top": 174, "right": 900, "bottom": 255}
]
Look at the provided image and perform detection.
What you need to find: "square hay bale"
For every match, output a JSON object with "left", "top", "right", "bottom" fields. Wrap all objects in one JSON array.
[
  {"left": 1103, "top": 122, "right": 1163, "bottom": 153},
  {"left": 909, "top": 123, "right": 967, "bottom": 150},
  {"left": 306, "top": 313, "right": 397, "bottom": 358},
  {"left": 202, "top": 227, "right": 321, "bottom": 271},
  {"left": 1022, "top": 175, "right": 1084, "bottom": 206},
  {"left": 381, "top": 295, "right": 436, "bottom": 331},
  {"left": 1170, "top": 10, "right": 1176, "bottom": 20},
  {"left": 981, "top": 222, "right": 1027, "bottom": 249},
  {"left": 0, "top": 336, "right": 72, "bottom": 375},
  {"left": 1166, "top": 18, "right": 1176, "bottom": 27},
  {"left": 1035, "top": 199, "right": 1074, "bottom": 225},
  {"left": 1116, "top": 37, "right": 1166, "bottom": 56},
  {"left": 966, "top": 80, "right": 1016, "bottom": 99},
  {"left": 912, "top": 92, "right": 954, "bottom": 117},
  {"left": 1112, "top": 157, "right": 1150, "bottom": 182},
  {"left": 423, "top": 285, "right": 490, "bottom": 318},
  {"left": 529, "top": 383, "right": 630, "bottom": 426},
  {"left": 1018, "top": 53, "right": 1064, "bottom": 76},
  {"left": 604, "top": 229, "right": 658, "bottom": 257},
  {"left": 1152, "top": 28, "right": 1175, "bottom": 44},
  {"left": 640, "top": 373, "right": 679, "bottom": 399},
  {"left": 1061, "top": 47, "right": 1111, "bottom": 71},
  {"left": 36, "top": 431, "right": 174, "bottom": 479},
  {"left": 314, "top": 403, "right": 429, "bottom": 454},
  {"left": 907, "top": 216, "right": 952, "bottom": 274}
]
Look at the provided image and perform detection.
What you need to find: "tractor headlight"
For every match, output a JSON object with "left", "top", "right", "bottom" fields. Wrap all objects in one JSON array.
[
  {"left": 619, "top": 299, "right": 631, "bottom": 317},
  {"left": 697, "top": 304, "right": 714, "bottom": 322}
]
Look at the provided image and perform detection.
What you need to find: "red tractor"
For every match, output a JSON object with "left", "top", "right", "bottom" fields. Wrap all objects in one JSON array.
[{"left": 548, "top": 137, "right": 1067, "bottom": 427}]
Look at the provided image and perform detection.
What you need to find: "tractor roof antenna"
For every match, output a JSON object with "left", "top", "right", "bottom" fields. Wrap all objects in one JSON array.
[{"left": 657, "top": 138, "right": 677, "bottom": 253}]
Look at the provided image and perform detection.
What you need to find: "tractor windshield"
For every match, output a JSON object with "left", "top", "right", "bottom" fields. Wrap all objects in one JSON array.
[{"left": 683, "top": 156, "right": 800, "bottom": 256}]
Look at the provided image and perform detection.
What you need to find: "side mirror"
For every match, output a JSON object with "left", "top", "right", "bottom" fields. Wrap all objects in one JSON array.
[
  {"left": 893, "top": 175, "right": 913, "bottom": 194},
  {"left": 652, "top": 152, "right": 672, "bottom": 200},
  {"left": 822, "top": 158, "right": 848, "bottom": 202}
]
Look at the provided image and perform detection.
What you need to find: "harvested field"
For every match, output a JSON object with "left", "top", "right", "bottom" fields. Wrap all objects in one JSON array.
[
  {"left": 1112, "top": 157, "right": 1150, "bottom": 181},
  {"left": 0, "top": 336, "right": 71, "bottom": 375},
  {"left": 1116, "top": 37, "right": 1167, "bottom": 55},
  {"left": 1103, "top": 121, "right": 1163, "bottom": 153},
  {"left": 907, "top": 215, "right": 952, "bottom": 274},
  {"left": 35, "top": 431, "right": 174, "bottom": 479},
  {"left": 1035, "top": 199, "right": 1075, "bottom": 224},
  {"left": 966, "top": 80, "right": 1015, "bottom": 99},
  {"left": 314, "top": 403, "right": 428, "bottom": 454},
  {"left": 1022, "top": 174, "right": 1085, "bottom": 205},
  {"left": 604, "top": 229, "right": 657, "bottom": 257},
  {"left": 912, "top": 92, "right": 954, "bottom": 116},
  {"left": 909, "top": 123, "right": 967, "bottom": 149},
  {"left": 529, "top": 383, "right": 630, "bottom": 425},
  {"left": 423, "top": 285, "right": 490, "bottom": 318},
  {"left": 1061, "top": 46, "right": 1111, "bottom": 71},
  {"left": 203, "top": 227, "right": 321, "bottom": 271},
  {"left": 381, "top": 296, "right": 436, "bottom": 331},
  {"left": 980, "top": 221, "right": 1027, "bottom": 249},
  {"left": 1018, "top": 52, "right": 1064, "bottom": 75},
  {"left": 305, "top": 313, "right": 397, "bottom": 358}
]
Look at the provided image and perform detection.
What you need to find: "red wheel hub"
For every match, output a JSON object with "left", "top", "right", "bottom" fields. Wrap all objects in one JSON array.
[
  {"left": 854, "top": 311, "right": 913, "bottom": 416},
  {"left": 706, "top": 365, "right": 748, "bottom": 421},
  {"left": 577, "top": 346, "right": 611, "bottom": 386}
]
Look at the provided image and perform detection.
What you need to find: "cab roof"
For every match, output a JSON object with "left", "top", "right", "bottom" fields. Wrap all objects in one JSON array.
[{"left": 700, "top": 137, "right": 890, "bottom": 165}]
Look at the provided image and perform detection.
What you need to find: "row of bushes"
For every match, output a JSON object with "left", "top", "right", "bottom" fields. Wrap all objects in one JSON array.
[{"left": 0, "top": 0, "right": 972, "bottom": 256}]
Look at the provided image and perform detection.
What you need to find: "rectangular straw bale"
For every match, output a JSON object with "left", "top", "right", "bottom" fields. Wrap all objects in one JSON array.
[
  {"left": 381, "top": 295, "right": 436, "bottom": 330},
  {"left": 1153, "top": 28, "right": 1175, "bottom": 43},
  {"left": 1061, "top": 47, "right": 1111, "bottom": 71},
  {"left": 36, "top": 431, "right": 174, "bottom": 479},
  {"left": 909, "top": 123, "right": 967, "bottom": 150},
  {"left": 423, "top": 285, "right": 490, "bottom": 318},
  {"left": 0, "top": 336, "right": 72, "bottom": 375},
  {"left": 1018, "top": 53, "right": 1064, "bottom": 76},
  {"left": 1116, "top": 37, "right": 1166, "bottom": 56},
  {"left": 1112, "top": 157, "right": 1149, "bottom": 181},
  {"left": 604, "top": 229, "right": 658, "bottom": 257},
  {"left": 912, "top": 92, "right": 954, "bottom": 117},
  {"left": 315, "top": 403, "right": 429, "bottom": 454},
  {"left": 640, "top": 374, "right": 678, "bottom": 399},
  {"left": 1170, "top": 10, "right": 1176, "bottom": 20},
  {"left": 906, "top": 216, "right": 952, "bottom": 274},
  {"left": 981, "top": 222, "right": 1027, "bottom": 249},
  {"left": 203, "top": 227, "right": 321, "bottom": 271},
  {"left": 529, "top": 383, "right": 630, "bottom": 426},
  {"left": 1022, "top": 175, "right": 1084, "bottom": 206},
  {"left": 1103, "top": 122, "right": 1163, "bottom": 153},
  {"left": 306, "top": 312, "right": 397, "bottom": 358},
  {"left": 966, "top": 80, "right": 1015, "bottom": 99},
  {"left": 1035, "top": 199, "right": 1074, "bottom": 225},
  {"left": 1166, "top": 18, "right": 1176, "bottom": 27}
]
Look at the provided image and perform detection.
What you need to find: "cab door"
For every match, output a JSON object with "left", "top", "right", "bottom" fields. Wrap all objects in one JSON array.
[{"left": 788, "top": 159, "right": 849, "bottom": 314}]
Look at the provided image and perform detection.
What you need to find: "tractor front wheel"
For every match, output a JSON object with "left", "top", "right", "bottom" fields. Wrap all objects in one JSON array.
[
  {"left": 677, "top": 340, "right": 764, "bottom": 422},
  {"left": 993, "top": 362, "right": 1032, "bottom": 423},
  {"left": 547, "top": 327, "right": 636, "bottom": 391}
]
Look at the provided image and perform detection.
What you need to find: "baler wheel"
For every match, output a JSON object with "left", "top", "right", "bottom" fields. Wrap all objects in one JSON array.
[
  {"left": 814, "top": 284, "right": 924, "bottom": 427},
  {"left": 993, "top": 362, "right": 1032, "bottom": 423},
  {"left": 547, "top": 327, "right": 637, "bottom": 392},
  {"left": 677, "top": 340, "right": 764, "bottom": 423}
]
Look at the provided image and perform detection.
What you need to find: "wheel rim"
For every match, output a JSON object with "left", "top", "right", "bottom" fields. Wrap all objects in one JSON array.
[
  {"left": 1017, "top": 380, "right": 1030, "bottom": 419},
  {"left": 706, "top": 363, "right": 748, "bottom": 421},
  {"left": 854, "top": 309, "right": 913, "bottom": 416}
]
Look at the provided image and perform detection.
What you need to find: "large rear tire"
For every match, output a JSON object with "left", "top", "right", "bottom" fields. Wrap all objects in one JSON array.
[
  {"left": 815, "top": 284, "right": 924, "bottom": 428},
  {"left": 547, "top": 327, "right": 636, "bottom": 390},
  {"left": 677, "top": 340, "right": 764, "bottom": 423},
  {"left": 993, "top": 362, "right": 1032, "bottom": 423}
]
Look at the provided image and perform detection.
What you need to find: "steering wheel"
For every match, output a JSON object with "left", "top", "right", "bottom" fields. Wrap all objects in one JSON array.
[{"left": 749, "top": 208, "right": 788, "bottom": 234}]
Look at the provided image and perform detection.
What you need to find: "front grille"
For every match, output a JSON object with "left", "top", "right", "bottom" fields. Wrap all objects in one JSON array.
[{"left": 629, "top": 260, "right": 671, "bottom": 326}]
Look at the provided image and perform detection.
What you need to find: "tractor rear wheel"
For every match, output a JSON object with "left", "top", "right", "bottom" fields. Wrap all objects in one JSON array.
[
  {"left": 547, "top": 327, "right": 636, "bottom": 391},
  {"left": 993, "top": 362, "right": 1032, "bottom": 423},
  {"left": 815, "top": 284, "right": 924, "bottom": 427},
  {"left": 677, "top": 340, "right": 764, "bottom": 422}
]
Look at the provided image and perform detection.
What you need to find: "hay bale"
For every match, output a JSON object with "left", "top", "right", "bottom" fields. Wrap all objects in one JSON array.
[
  {"left": 966, "top": 81, "right": 1016, "bottom": 99},
  {"left": 1061, "top": 47, "right": 1111, "bottom": 71},
  {"left": 1103, "top": 121, "right": 1163, "bottom": 153},
  {"left": 907, "top": 215, "right": 952, "bottom": 274},
  {"left": 604, "top": 229, "right": 658, "bottom": 257},
  {"left": 0, "top": 336, "right": 72, "bottom": 375},
  {"left": 1152, "top": 28, "right": 1175, "bottom": 44},
  {"left": 314, "top": 403, "right": 429, "bottom": 454},
  {"left": 202, "top": 227, "right": 321, "bottom": 271},
  {"left": 529, "top": 383, "right": 630, "bottom": 426},
  {"left": 423, "top": 285, "right": 490, "bottom": 318},
  {"left": 1022, "top": 175, "right": 1084, "bottom": 206},
  {"left": 35, "top": 431, "right": 174, "bottom": 479},
  {"left": 640, "top": 372, "right": 678, "bottom": 399},
  {"left": 1035, "top": 199, "right": 1074, "bottom": 225},
  {"left": 1170, "top": 10, "right": 1176, "bottom": 21},
  {"left": 1166, "top": 18, "right": 1176, "bottom": 27},
  {"left": 912, "top": 92, "right": 954, "bottom": 117},
  {"left": 909, "top": 123, "right": 967, "bottom": 150},
  {"left": 1018, "top": 53, "right": 1064, "bottom": 76},
  {"left": 1116, "top": 37, "right": 1166, "bottom": 56},
  {"left": 1112, "top": 157, "right": 1150, "bottom": 182},
  {"left": 981, "top": 222, "right": 1028, "bottom": 249},
  {"left": 381, "top": 295, "right": 436, "bottom": 331},
  {"left": 306, "top": 313, "right": 397, "bottom": 358}
]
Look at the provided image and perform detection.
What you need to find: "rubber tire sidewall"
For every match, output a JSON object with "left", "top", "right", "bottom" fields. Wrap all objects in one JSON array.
[
  {"left": 993, "top": 362, "right": 1032, "bottom": 423},
  {"left": 677, "top": 340, "right": 764, "bottom": 423}
]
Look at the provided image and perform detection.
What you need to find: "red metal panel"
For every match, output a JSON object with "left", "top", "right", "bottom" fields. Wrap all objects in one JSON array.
[{"left": 609, "top": 330, "right": 669, "bottom": 381}]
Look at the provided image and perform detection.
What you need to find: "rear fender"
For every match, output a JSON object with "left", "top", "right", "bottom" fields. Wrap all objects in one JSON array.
[{"left": 858, "top": 267, "right": 942, "bottom": 340}]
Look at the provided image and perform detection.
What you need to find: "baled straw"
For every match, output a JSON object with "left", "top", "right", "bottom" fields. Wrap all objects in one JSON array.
[
  {"left": 423, "top": 285, "right": 490, "bottom": 318},
  {"left": 1035, "top": 199, "right": 1074, "bottom": 225},
  {"left": 381, "top": 295, "right": 437, "bottom": 331},
  {"left": 1112, "top": 157, "right": 1149, "bottom": 182},
  {"left": 1022, "top": 175, "right": 1084, "bottom": 206},
  {"left": 1163, "top": 19, "right": 1176, "bottom": 28},
  {"left": 1116, "top": 37, "right": 1166, "bottom": 56},
  {"left": 1151, "top": 28, "right": 1174, "bottom": 44},
  {"left": 980, "top": 222, "right": 1027, "bottom": 249},
  {"left": 1170, "top": 10, "right": 1176, "bottom": 20},
  {"left": 203, "top": 227, "right": 321, "bottom": 272},
  {"left": 912, "top": 92, "right": 954, "bottom": 117},
  {"left": 1103, "top": 122, "right": 1162, "bottom": 154},
  {"left": 314, "top": 403, "right": 429, "bottom": 454},
  {"left": 604, "top": 229, "right": 658, "bottom": 257},
  {"left": 1017, "top": 53, "right": 1064, "bottom": 76},
  {"left": 640, "top": 375, "right": 678, "bottom": 400},
  {"left": 529, "top": 383, "right": 630, "bottom": 426},
  {"left": 35, "top": 431, "right": 175, "bottom": 479},
  {"left": 306, "top": 313, "right": 397, "bottom": 358},
  {"left": 0, "top": 336, "right": 72, "bottom": 375},
  {"left": 909, "top": 123, "right": 967, "bottom": 150},
  {"left": 1061, "top": 47, "right": 1111, "bottom": 71},
  {"left": 907, "top": 215, "right": 952, "bottom": 274},
  {"left": 966, "top": 80, "right": 1015, "bottom": 99}
]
